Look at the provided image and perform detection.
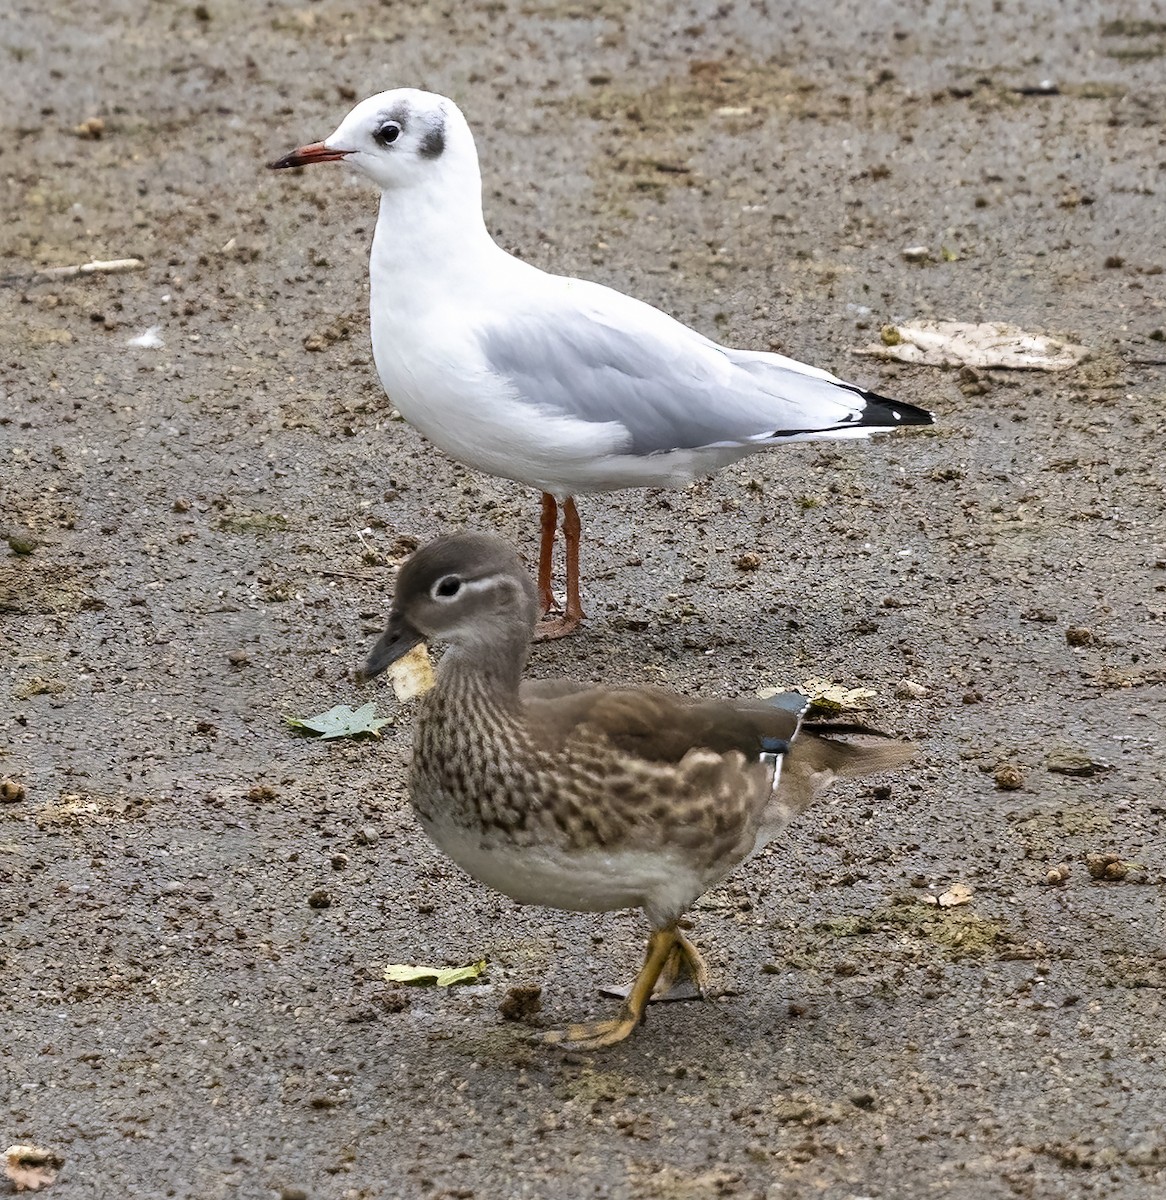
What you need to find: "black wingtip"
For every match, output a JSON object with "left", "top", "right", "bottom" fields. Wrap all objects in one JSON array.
[{"left": 853, "top": 387, "right": 935, "bottom": 429}]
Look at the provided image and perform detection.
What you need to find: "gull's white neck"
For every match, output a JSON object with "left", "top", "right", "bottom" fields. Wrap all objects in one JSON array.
[{"left": 369, "top": 170, "right": 503, "bottom": 300}]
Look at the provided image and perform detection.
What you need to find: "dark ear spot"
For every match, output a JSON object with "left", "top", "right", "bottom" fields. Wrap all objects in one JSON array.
[{"left": 419, "top": 117, "right": 445, "bottom": 160}]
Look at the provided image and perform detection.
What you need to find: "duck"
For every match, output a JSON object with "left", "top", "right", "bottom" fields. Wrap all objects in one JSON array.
[
  {"left": 359, "top": 531, "right": 916, "bottom": 1048},
  {"left": 271, "top": 89, "right": 934, "bottom": 639}
]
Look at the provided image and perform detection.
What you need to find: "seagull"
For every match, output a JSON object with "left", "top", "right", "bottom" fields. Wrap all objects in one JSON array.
[{"left": 271, "top": 88, "right": 934, "bottom": 638}]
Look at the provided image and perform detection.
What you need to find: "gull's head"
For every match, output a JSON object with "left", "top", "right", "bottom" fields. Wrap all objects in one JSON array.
[{"left": 269, "top": 88, "right": 474, "bottom": 193}]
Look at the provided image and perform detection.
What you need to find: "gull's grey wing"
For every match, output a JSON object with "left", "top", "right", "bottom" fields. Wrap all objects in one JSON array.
[{"left": 479, "top": 287, "right": 929, "bottom": 456}]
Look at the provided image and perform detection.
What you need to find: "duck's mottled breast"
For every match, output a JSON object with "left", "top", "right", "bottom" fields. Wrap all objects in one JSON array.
[{"left": 408, "top": 678, "right": 769, "bottom": 873}]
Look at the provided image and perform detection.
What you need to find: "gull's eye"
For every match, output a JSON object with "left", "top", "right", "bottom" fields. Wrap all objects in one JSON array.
[
  {"left": 433, "top": 576, "right": 462, "bottom": 600},
  {"left": 374, "top": 121, "right": 402, "bottom": 147}
]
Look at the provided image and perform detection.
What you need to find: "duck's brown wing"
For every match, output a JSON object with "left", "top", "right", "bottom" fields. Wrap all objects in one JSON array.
[{"left": 524, "top": 685, "right": 810, "bottom": 765}]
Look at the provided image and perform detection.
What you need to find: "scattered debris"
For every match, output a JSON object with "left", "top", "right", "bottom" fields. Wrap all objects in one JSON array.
[
  {"left": 33, "top": 258, "right": 144, "bottom": 280},
  {"left": 894, "top": 679, "right": 929, "bottom": 699},
  {"left": 72, "top": 116, "right": 105, "bottom": 138},
  {"left": 855, "top": 320, "right": 1089, "bottom": 371},
  {"left": 384, "top": 960, "right": 487, "bottom": 987},
  {"left": 1012, "top": 80, "right": 1059, "bottom": 96},
  {"left": 775, "top": 677, "right": 876, "bottom": 716},
  {"left": 995, "top": 763, "right": 1024, "bottom": 791},
  {"left": 1046, "top": 750, "right": 1111, "bottom": 778},
  {"left": 1085, "top": 853, "right": 1143, "bottom": 882},
  {"left": 499, "top": 983, "right": 543, "bottom": 1023},
  {"left": 923, "top": 882, "right": 974, "bottom": 908},
  {"left": 1045, "top": 863, "right": 1072, "bottom": 885},
  {"left": 387, "top": 642, "right": 435, "bottom": 702},
  {"left": 285, "top": 702, "right": 391, "bottom": 740},
  {"left": 0, "top": 778, "right": 27, "bottom": 803},
  {"left": 127, "top": 325, "right": 164, "bottom": 349},
  {"left": 4, "top": 1144, "right": 63, "bottom": 1193}
]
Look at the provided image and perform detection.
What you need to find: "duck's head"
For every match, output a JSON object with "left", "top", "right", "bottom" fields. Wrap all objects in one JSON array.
[{"left": 360, "top": 532, "right": 539, "bottom": 680}]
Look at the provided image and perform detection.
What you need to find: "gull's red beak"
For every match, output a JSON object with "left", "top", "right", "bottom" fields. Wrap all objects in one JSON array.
[{"left": 268, "top": 142, "right": 351, "bottom": 170}]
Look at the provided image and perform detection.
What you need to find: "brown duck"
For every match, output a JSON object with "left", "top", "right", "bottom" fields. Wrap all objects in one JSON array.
[{"left": 361, "top": 532, "right": 915, "bottom": 1049}]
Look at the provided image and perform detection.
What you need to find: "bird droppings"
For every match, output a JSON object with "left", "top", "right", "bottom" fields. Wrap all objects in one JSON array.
[
  {"left": 4, "top": 1144, "right": 63, "bottom": 1193},
  {"left": 126, "top": 325, "right": 164, "bottom": 349}
]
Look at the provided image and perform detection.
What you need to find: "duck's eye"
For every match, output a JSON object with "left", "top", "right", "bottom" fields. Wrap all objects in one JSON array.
[
  {"left": 374, "top": 121, "right": 402, "bottom": 147},
  {"left": 433, "top": 576, "right": 462, "bottom": 599}
]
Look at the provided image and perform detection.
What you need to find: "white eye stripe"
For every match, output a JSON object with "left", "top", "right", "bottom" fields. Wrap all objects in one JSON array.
[{"left": 429, "top": 572, "right": 514, "bottom": 602}]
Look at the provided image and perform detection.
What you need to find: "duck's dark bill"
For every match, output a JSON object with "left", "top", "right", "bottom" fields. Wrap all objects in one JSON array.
[{"left": 359, "top": 615, "right": 424, "bottom": 682}]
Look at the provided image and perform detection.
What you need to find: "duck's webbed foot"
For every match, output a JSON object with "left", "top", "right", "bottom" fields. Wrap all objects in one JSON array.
[{"left": 545, "top": 925, "right": 701, "bottom": 1050}]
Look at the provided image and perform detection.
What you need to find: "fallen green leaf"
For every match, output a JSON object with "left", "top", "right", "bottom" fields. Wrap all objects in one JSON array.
[
  {"left": 384, "top": 960, "right": 487, "bottom": 988},
  {"left": 285, "top": 702, "right": 391, "bottom": 740}
]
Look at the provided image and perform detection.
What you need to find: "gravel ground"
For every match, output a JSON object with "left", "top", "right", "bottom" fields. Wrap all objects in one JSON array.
[{"left": 2, "top": 1, "right": 1164, "bottom": 1197}]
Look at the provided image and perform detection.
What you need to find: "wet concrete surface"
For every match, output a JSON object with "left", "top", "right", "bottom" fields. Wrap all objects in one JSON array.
[{"left": 2, "top": 1, "right": 1165, "bottom": 1196}]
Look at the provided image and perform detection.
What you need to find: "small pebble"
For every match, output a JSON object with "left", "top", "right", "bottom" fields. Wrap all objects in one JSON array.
[
  {"left": 73, "top": 116, "right": 105, "bottom": 139},
  {"left": 227, "top": 649, "right": 250, "bottom": 667},
  {"left": 0, "top": 777, "right": 27, "bottom": 803},
  {"left": 499, "top": 983, "right": 543, "bottom": 1023},
  {"left": 331, "top": 853, "right": 349, "bottom": 870},
  {"left": 356, "top": 825, "right": 380, "bottom": 846},
  {"left": 901, "top": 245, "right": 930, "bottom": 262},
  {"left": 307, "top": 888, "right": 332, "bottom": 909},
  {"left": 1065, "top": 626, "right": 1093, "bottom": 646},
  {"left": 1045, "top": 863, "right": 1071, "bottom": 885},
  {"left": 377, "top": 989, "right": 410, "bottom": 1013},
  {"left": 734, "top": 552, "right": 762, "bottom": 571},
  {"left": 894, "top": 679, "right": 929, "bottom": 699},
  {"left": 173, "top": 497, "right": 192, "bottom": 513},
  {"left": 1085, "top": 853, "right": 1132, "bottom": 881},
  {"left": 7, "top": 532, "right": 38, "bottom": 555},
  {"left": 994, "top": 763, "right": 1023, "bottom": 791}
]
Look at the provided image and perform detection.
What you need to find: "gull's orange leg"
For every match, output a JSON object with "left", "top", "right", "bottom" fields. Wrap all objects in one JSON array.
[
  {"left": 561, "top": 497, "right": 586, "bottom": 631},
  {"left": 536, "top": 492, "right": 558, "bottom": 618},
  {"left": 533, "top": 494, "right": 586, "bottom": 641}
]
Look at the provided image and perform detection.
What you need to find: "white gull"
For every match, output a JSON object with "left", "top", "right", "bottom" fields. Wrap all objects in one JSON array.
[{"left": 271, "top": 88, "right": 933, "bottom": 637}]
